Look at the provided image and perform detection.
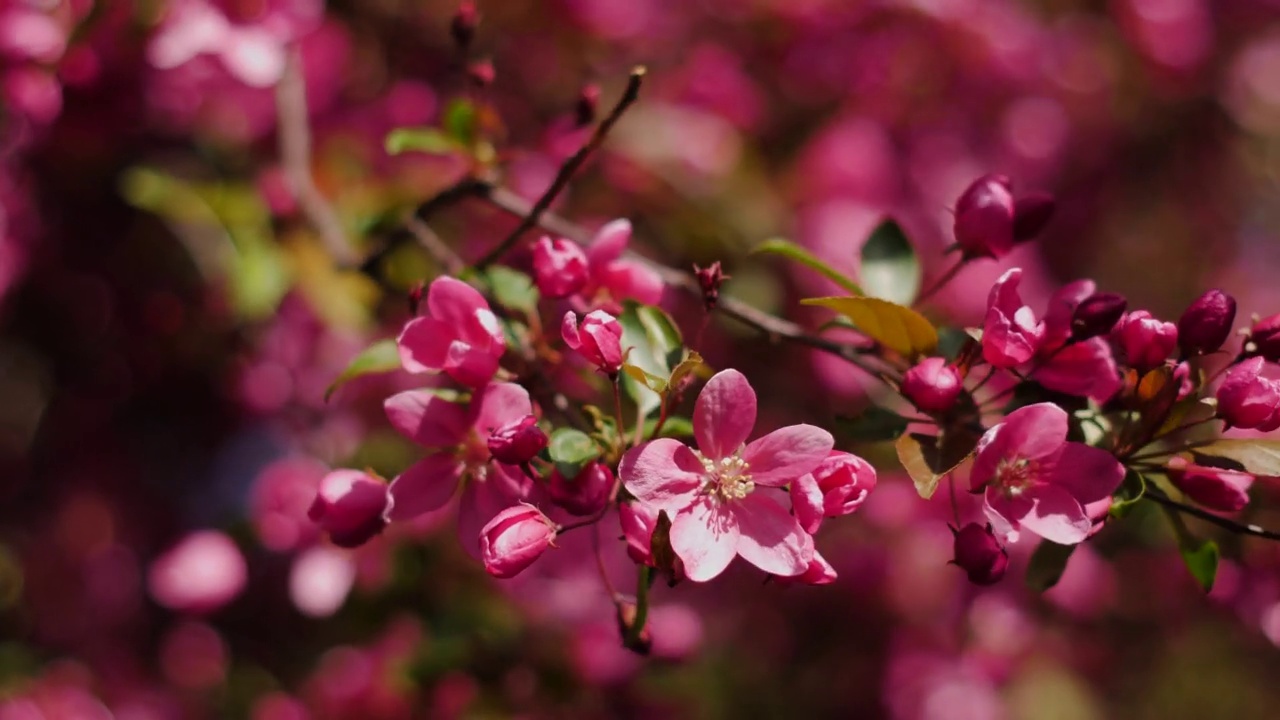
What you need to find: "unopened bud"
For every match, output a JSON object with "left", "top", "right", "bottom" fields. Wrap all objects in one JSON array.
[
  {"left": 1249, "top": 313, "right": 1280, "bottom": 361},
  {"left": 953, "top": 174, "right": 1015, "bottom": 259},
  {"left": 1070, "top": 292, "right": 1127, "bottom": 340},
  {"left": 574, "top": 83, "right": 600, "bottom": 127},
  {"left": 1178, "top": 289, "right": 1237, "bottom": 357},
  {"left": 693, "top": 261, "right": 729, "bottom": 309},
  {"left": 901, "top": 357, "right": 964, "bottom": 414},
  {"left": 450, "top": 2, "right": 478, "bottom": 49},
  {"left": 950, "top": 523, "right": 1008, "bottom": 586}
]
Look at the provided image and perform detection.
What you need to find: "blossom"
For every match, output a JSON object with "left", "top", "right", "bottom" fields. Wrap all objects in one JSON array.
[
  {"left": 950, "top": 523, "right": 1008, "bottom": 585},
  {"left": 1070, "top": 292, "right": 1127, "bottom": 341},
  {"left": 485, "top": 415, "right": 548, "bottom": 465},
  {"left": 148, "top": 531, "right": 248, "bottom": 614},
  {"left": 1248, "top": 313, "right": 1280, "bottom": 361},
  {"left": 789, "top": 450, "right": 877, "bottom": 534},
  {"left": 548, "top": 462, "right": 615, "bottom": 516},
  {"left": 1113, "top": 310, "right": 1178, "bottom": 370},
  {"left": 981, "top": 268, "right": 1044, "bottom": 368},
  {"left": 307, "top": 470, "right": 391, "bottom": 548},
  {"left": 1166, "top": 458, "right": 1253, "bottom": 513},
  {"left": 1177, "top": 289, "right": 1237, "bottom": 356},
  {"left": 397, "top": 277, "right": 505, "bottom": 388},
  {"left": 479, "top": 504, "right": 557, "bottom": 578},
  {"left": 954, "top": 174, "right": 1016, "bottom": 259},
  {"left": 532, "top": 236, "right": 589, "bottom": 299},
  {"left": 576, "top": 219, "right": 664, "bottom": 312},
  {"left": 383, "top": 383, "right": 545, "bottom": 553},
  {"left": 901, "top": 357, "right": 963, "bottom": 413},
  {"left": 562, "top": 310, "right": 624, "bottom": 374},
  {"left": 970, "top": 403, "right": 1124, "bottom": 545},
  {"left": 619, "top": 369, "right": 832, "bottom": 581},
  {"left": 1216, "top": 356, "right": 1280, "bottom": 431}
]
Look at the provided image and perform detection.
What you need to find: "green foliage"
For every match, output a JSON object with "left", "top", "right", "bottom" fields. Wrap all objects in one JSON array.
[
  {"left": 1161, "top": 505, "right": 1219, "bottom": 592},
  {"left": 482, "top": 266, "right": 540, "bottom": 315},
  {"left": 837, "top": 406, "right": 912, "bottom": 443},
  {"left": 859, "top": 219, "right": 921, "bottom": 305},
  {"left": 618, "top": 302, "right": 686, "bottom": 417},
  {"left": 1026, "top": 540, "right": 1077, "bottom": 592},
  {"left": 384, "top": 128, "right": 461, "bottom": 156},
  {"left": 753, "top": 238, "right": 862, "bottom": 295},
  {"left": 325, "top": 338, "right": 401, "bottom": 401},
  {"left": 1109, "top": 470, "right": 1147, "bottom": 518},
  {"left": 548, "top": 428, "right": 601, "bottom": 480}
]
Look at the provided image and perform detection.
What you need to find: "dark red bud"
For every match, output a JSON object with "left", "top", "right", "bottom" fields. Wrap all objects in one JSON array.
[
  {"left": 574, "top": 83, "right": 601, "bottom": 127},
  {"left": 450, "top": 2, "right": 478, "bottom": 49},
  {"left": 1250, "top": 313, "right": 1280, "bottom": 362},
  {"left": 1177, "top": 289, "right": 1237, "bottom": 357},
  {"left": 953, "top": 174, "right": 1016, "bottom": 259},
  {"left": 950, "top": 523, "right": 1008, "bottom": 586},
  {"left": 548, "top": 462, "right": 614, "bottom": 516},
  {"left": 1012, "top": 192, "right": 1056, "bottom": 243},
  {"left": 1070, "top": 292, "right": 1127, "bottom": 340},
  {"left": 486, "top": 415, "right": 548, "bottom": 465},
  {"left": 408, "top": 281, "right": 425, "bottom": 316},
  {"left": 693, "top": 261, "right": 729, "bottom": 309}
]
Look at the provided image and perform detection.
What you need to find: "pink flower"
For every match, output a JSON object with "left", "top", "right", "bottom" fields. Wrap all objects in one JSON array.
[
  {"left": 1166, "top": 458, "right": 1254, "bottom": 513},
  {"left": 1113, "top": 310, "right": 1178, "bottom": 370},
  {"left": 479, "top": 504, "right": 557, "bottom": 578},
  {"left": 1248, "top": 313, "right": 1280, "bottom": 361},
  {"left": 532, "top": 236, "right": 589, "bottom": 299},
  {"left": 562, "top": 310, "right": 624, "bottom": 374},
  {"left": 383, "top": 383, "right": 546, "bottom": 554},
  {"left": 981, "top": 268, "right": 1044, "bottom": 368},
  {"left": 789, "top": 450, "right": 877, "bottom": 534},
  {"left": 901, "top": 357, "right": 963, "bottom": 413},
  {"left": 619, "top": 500, "right": 664, "bottom": 567},
  {"left": 619, "top": 369, "right": 833, "bottom": 581},
  {"left": 307, "top": 469, "right": 391, "bottom": 548},
  {"left": 1032, "top": 279, "right": 1121, "bottom": 402},
  {"left": 954, "top": 174, "right": 1016, "bottom": 259},
  {"left": 148, "top": 531, "right": 248, "bottom": 614},
  {"left": 397, "top": 277, "right": 505, "bottom": 388},
  {"left": 1216, "top": 357, "right": 1280, "bottom": 431},
  {"left": 970, "top": 403, "right": 1124, "bottom": 545},
  {"left": 577, "top": 219, "right": 664, "bottom": 312},
  {"left": 485, "top": 415, "right": 548, "bottom": 465},
  {"left": 950, "top": 523, "right": 1008, "bottom": 585}
]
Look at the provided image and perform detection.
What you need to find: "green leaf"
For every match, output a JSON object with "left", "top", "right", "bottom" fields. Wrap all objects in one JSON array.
[
  {"left": 859, "top": 219, "right": 921, "bottom": 305},
  {"left": 384, "top": 128, "right": 459, "bottom": 156},
  {"left": 803, "top": 296, "right": 939, "bottom": 358},
  {"left": 754, "top": 238, "right": 863, "bottom": 295},
  {"left": 1026, "top": 541, "right": 1077, "bottom": 592},
  {"left": 1189, "top": 439, "right": 1280, "bottom": 476},
  {"left": 894, "top": 429, "right": 980, "bottom": 499},
  {"left": 837, "top": 406, "right": 911, "bottom": 443},
  {"left": 443, "top": 98, "right": 479, "bottom": 146},
  {"left": 1159, "top": 504, "right": 1219, "bottom": 592},
  {"left": 548, "top": 428, "right": 602, "bottom": 480},
  {"left": 483, "top": 266, "right": 539, "bottom": 315},
  {"left": 622, "top": 364, "right": 668, "bottom": 394},
  {"left": 325, "top": 339, "right": 402, "bottom": 401},
  {"left": 1109, "top": 470, "right": 1147, "bottom": 518},
  {"left": 667, "top": 351, "right": 709, "bottom": 391},
  {"left": 641, "top": 415, "right": 695, "bottom": 439},
  {"left": 618, "top": 303, "right": 685, "bottom": 417}
]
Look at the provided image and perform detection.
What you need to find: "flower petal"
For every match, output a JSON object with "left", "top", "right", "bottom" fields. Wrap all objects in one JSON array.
[
  {"left": 397, "top": 317, "right": 452, "bottom": 374},
  {"left": 996, "top": 402, "right": 1068, "bottom": 461},
  {"left": 742, "top": 424, "right": 834, "bottom": 486},
  {"left": 731, "top": 493, "right": 813, "bottom": 577},
  {"left": 471, "top": 383, "right": 534, "bottom": 437},
  {"left": 586, "top": 218, "right": 631, "bottom": 269},
  {"left": 598, "top": 261, "right": 664, "bottom": 306},
  {"left": 984, "top": 488, "right": 1033, "bottom": 543},
  {"left": 427, "top": 276, "right": 490, "bottom": 330},
  {"left": 1020, "top": 485, "right": 1093, "bottom": 545},
  {"left": 619, "top": 439, "right": 706, "bottom": 515},
  {"left": 694, "top": 369, "right": 757, "bottom": 460},
  {"left": 670, "top": 497, "right": 739, "bottom": 582},
  {"left": 789, "top": 472, "right": 825, "bottom": 535},
  {"left": 384, "top": 390, "right": 469, "bottom": 448},
  {"left": 442, "top": 340, "right": 501, "bottom": 388},
  {"left": 387, "top": 454, "right": 462, "bottom": 521},
  {"left": 1050, "top": 442, "right": 1125, "bottom": 505},
  {"left": 1033, "top": 338, "right": 1121, "bottom": 403}
]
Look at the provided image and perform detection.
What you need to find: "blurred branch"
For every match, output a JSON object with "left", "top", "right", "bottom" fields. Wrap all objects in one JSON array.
[
  {"left": 473, "top": 66, "right": 647, "bottom": 269},
  {"left": 1145, "top": 488, "right": 1280, "bottom": 541},
  {"left": 276, "top": 47, "right": 357, "bottom": 265}
]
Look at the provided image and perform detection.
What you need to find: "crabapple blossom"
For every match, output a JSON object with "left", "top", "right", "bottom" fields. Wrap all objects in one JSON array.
[
  {"left": 950, "top": 524, "right": 1009, "bottom": 586},
  {"left": 970, "top": 403, "right": 1125, "bottom": 545},
  {"left": 789, "top": 450, "right": 877, "bottom": 534},
  {"left": 620, "top": 369, "right": 833, "bottom": 581},
  {"left": 575, "top": 219, "right": 664, "bottom": 311},
  {"left": 982, "top": 268, "right": 1045, "bottom": 368},
  {"left": 532, "top": 236, "right": 589, "bottom": 299},
  {"left": 954, "top": 174, "right": 1017, "bottom": 259},
  {"left": 1248, "top": 313, "right": 1280, "bottom": 361},
  {"left": 1178, "top": 289, "right": 1237, "bottom": 357},
  {"left": 479, "top": 504, "right": 558, "bottom": 578},
  {"left": 562, "top": 310, "right": 624, "bottom": 374},
  {"left": 486, "top": 415, "right": 549, "bottom": 465},
  {"left": 1113, "top": 310, "right": 1178, "bottom": 370},
  {"left": 307, "top": 470, "right": 391, "bottom": 548},
  {"left": 901, "top": 357, "right": 963, "bottom": 413},
  {"left": 1166, "top": 458, "right": 1254, "bottom": 513},
  {"left": 1215, "top": 356, "right": 1280, "bottom": 431},
  {"left": 548, "top": 462, "right": 615, "bottom": 516},
  {"left": 397, "top": 277, "right": 505, "bottom": 388}
]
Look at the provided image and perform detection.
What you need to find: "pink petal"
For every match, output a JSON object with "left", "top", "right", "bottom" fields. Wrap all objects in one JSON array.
[
  {"left": 731, "top": 493, "right": 813, "bottom": 577},
  {"left": 670, "top": 497, "right": 740, "bottom": 582},
  {"left": 1019, "top": 485, "right": 1093, "bottom": 545},
  {"left": 427, "top": 276, "right": 490, "bottom": 329},
  {"left": 456, "top": 466, "right": 542, "bottom": 559},
  {"left": 972, "top": 403, "right": 1066, "bottom": 490},
  {"left": 618, "top": 439, "right": 706, "bottom": 515},
  {"left": 984, "top": 488, "right": 1034, "bottom": 543},
  {"left": 598, "top": 261, "right": 664, "bottom": 306},
  {"left": 1033, "top": 338, "right": 1121, "bottom": 402},
  {"left": 397, "top": 317, "right": 452, "bottom": 374},
  {"left": 220, "top": 28, "right": 287, "bottom": 87},
  {"left": 471, "top": 383, "right": 534, "bottom": 437},
  {"left": 789, "top": 473, "right": 825, "bottom": 535},
  {"left": 1041, "top": 279, "right": 1096, "bottom": 346},
  {"left": 586, "top": 218, "right": 632, "bottom": 269},
  {"left": 383, "top": 390, "right": 469, "bottom": 448},
  {"left": 387, "top": 454, "right": 462, "bottom": 521},
  {"left": 742, "top": 424, "right": 834, "bottom": 486},
  {"left": 694, "top": 369, "right": 757, "bottom": 460},
  {"left": 442, "top": 340, "right": 501, "bottom": 388},
  {"left": 1049, "top": 442, "right": 1125, "bottom": 505}
]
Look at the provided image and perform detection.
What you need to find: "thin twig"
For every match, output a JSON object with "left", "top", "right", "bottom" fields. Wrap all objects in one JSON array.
[
  {"left": 1145, "top": 489, "right": 1280, "bottom": 542},
  {"left": 914, "top": 258, "right": 967, "bottom": 307},
  {"left": 275, "top": 47, "right": 356, "bottom": 265},
  {"left": 473, "top": 66, "right": 647, "bottom": 269}
]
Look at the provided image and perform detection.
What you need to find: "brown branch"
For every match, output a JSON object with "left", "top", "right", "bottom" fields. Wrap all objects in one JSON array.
[
  {"left": 276, "top": 47, "right": 357, "bottom": 265},
  {"left": 473, "top": 66, "right": 646, "bottom": 269},
  {"left": 1145, "top": 488, "right": 1280, "bottom": 542}
]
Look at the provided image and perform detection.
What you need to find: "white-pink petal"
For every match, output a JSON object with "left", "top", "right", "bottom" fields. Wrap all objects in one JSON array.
[
  {"left": 731, "top": 493, "right": 813, "bottom": 577},
  {"left": 693, "top": 369, "right": 757, "bottom": 460},
  {"left": 618, "top": 439, "right": 706, "bottom": 516},
  {"left": 670, "top": 498, "right": 739, "bottom": 582}
]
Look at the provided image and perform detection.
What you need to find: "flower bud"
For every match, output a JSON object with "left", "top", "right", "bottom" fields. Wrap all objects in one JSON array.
[
  {"left": 790, "top": 450, "right": 877, "bottom": 534},
  {"left": 308, "top": 470, "right": 391, "bottom": 548},
  {"left": 693, "top": 261, "right": 729, "bottom": 309},
  {"left": 1177, "top": 289, "right": 1237, "bottom": 357},
  {"left": 619, "top": 501, "right": 658, "bottom": 565},
  {"left": 1070, "top": 292, "right": 1127, "bottom": 341},
  {"left": 1012, "top": 192, "right": 1056, "bottom": 243},
  {"left": 1165, "top": 457, "right": 1254, "bottom": 513},
  {"left": 950, "top": 523, "right": 1008, "bottom": 586},
  {"left": 574, "top": 83, "right": 600, "bottom": 127},
  {"left": 449, "top": 1, "right": 478, "bottom": 49},
  {"left": 407, "top": 281, "right": 425, "bottom": 316},
  {"left": 486, "top": 415, "right": 548, "bottom": 465},
  {"left": 901, "top": 357, "right": 963, "bottom": 413},
  {"left": 562, "top": 309, "right": 624, "bottom": 374},
  {"left": 1249, "top": 313, "right": 1280, "bottom": 361},
  {"left": 953, "top": 174, "right": 1015, "bottom": 259},
  {"left": 1216, "top": 356, "right": 1280, "bottom": 431},
  {"left": 532, "top": 236, "right": 588, "bottom": 299},
  {"left": 548, "top": 462, "right": 614, "bottom": 516},
  {"left": 1112, "top": 310, "right": 1178, "bottom": 370},
  {"left": 466, "top": 58, "right": 495, "bottom": 88},
  {"left": 479, "top": 504, "right": 557, "bottom": 578}
]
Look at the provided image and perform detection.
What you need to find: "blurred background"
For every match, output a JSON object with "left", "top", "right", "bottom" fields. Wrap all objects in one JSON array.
[{"left": 4, "top": 0, "right": 1280, "bottom": 717}]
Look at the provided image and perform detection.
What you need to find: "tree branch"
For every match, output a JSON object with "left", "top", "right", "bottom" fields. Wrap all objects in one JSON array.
[{"left": 1145, "top": 488, "right": 1280, "bottom": 542}]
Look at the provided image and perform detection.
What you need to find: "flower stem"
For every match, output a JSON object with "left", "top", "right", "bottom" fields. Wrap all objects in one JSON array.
[
  {"left": 914, "top": 258, "right": 967, "bottom": 307},
  {"left": 625, "top": 565, "right": 652, "bottom": 647}
]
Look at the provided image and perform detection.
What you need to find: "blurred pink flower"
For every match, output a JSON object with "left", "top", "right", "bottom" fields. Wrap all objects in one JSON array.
[
  {"left": 970, "top": 403, "right": 1124, "bottom": 545},
  {"left": 307, "top": 469, "right": 390, "bottom": 548},
  {"left": 147, "top": 531, "right": 247, "bottom": 613},
  {"left": 570, "top": 219, "right": 664, "bottom": 313},
  {"left": 290, "top": 545, "right": 357, "bottom": 617},
  {"left": 532, "top": 236, "right": 589, "bottom": 299},
  {"left": 620, "top": 369, "right": 831, "bottom": 581}
]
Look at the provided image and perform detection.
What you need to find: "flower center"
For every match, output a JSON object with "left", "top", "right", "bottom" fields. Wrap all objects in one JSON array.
[
  {"left": 994, "top": 457, "right": 1038, "bottom": 498},
  {"left": 697, "top": 451, "right": 754, "bottom": 502}
]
